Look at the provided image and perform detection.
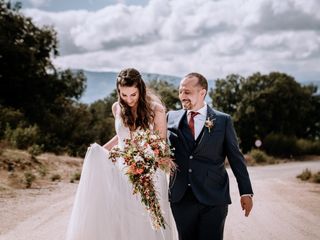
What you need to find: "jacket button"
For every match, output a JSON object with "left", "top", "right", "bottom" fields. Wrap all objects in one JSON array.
[
  {"left": 189, "top": 155, "right": 193, "bottom": 159},
  {"left": 188, "top": 169, "right": 192, "bottom": 173}
]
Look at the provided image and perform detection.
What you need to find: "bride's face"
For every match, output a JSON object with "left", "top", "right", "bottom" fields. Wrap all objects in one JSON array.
[{"left": 119, "top": 86, "right": 140, "bottom": 108}]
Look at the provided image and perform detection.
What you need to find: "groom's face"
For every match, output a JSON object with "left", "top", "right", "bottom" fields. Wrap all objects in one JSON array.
[{"left": 179, "top": 76, "right": 206, "bottom": 110}]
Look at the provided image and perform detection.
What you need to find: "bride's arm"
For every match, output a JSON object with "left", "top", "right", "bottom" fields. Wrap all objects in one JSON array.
[
  {"left": 103, "top": 102, "right": 119, "bottom": 150},
  {"left": 153, "top": 103, "right": 167, "bottom": 139},
  {"left": 103, "top": 135, "right": 118, "bottom": 151}
]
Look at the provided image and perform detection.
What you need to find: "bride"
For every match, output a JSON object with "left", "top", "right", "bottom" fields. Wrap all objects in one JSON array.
[{"left": 66, "top": 68, "right": 178, "bottom": 240}]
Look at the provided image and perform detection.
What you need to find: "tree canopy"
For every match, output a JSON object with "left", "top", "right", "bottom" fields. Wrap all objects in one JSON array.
[{"left": 209, "top": 72, "right": 319, "bottom": 152}]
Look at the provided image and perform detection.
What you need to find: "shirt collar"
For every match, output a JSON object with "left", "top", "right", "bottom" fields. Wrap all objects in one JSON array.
[{"left": 187, "top": 102, "right": 207, "bottom": 117}]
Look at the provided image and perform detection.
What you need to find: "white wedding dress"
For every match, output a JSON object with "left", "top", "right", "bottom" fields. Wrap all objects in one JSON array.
[{"left": 66, "top": 114, "right": 178, "bottom": 240}]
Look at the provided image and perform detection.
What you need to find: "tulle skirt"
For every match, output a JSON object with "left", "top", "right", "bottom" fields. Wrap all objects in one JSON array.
[{"left": 66, "top": 143, "right": 178, "bottom": 240}]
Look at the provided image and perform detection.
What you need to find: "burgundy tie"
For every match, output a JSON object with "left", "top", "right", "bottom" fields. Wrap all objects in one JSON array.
[{"left": 188, "top": 111, "right": 199, "bottom": 138}]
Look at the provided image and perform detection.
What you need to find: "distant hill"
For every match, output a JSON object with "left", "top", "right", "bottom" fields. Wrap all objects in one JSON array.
[
  {"left": 78, "top": 70, "right": 319, "bottom": 104},
  {"left": 78, "top": 70, "right": 183, "bottom": 103}
]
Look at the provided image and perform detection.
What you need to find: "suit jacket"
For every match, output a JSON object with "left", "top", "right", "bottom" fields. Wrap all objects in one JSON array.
[{"left": 167, "top": 106, "right": 253, "bottom": 205}]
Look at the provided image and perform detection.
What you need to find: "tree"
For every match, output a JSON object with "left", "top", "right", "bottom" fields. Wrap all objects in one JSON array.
[
  {"left": 209, "top": 72, "right": 319, "bottom": 152},
  {"left": 0, "top": 2, "right": 86, "bottom": 124},
  {"left": 209, "top": 74, "right": 244, "bottom": 116},
  {"left": 147, "top": 80, "right": 181, "bottom": 110},
  {"left": 0, "top": 1, "right": 90, "bottom": 155}
]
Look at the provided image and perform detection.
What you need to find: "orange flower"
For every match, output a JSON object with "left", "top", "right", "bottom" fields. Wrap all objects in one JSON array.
[
  {"left": 154, "top": 149, "right": 160, "bottom": 156},
  {"left": 136, "top": 168, "right": 144, "bottom": 175},
  {"left": 127, "top": 165, "right": 136, "bottom": 174}
]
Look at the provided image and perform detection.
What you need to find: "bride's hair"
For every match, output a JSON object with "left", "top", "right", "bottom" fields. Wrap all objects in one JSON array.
[{"left": 116, "top": 68, "right": 162, "bottom": 130}]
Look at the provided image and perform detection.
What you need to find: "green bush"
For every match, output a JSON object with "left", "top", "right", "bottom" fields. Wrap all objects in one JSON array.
[
  {"left": 37, "top": 165, "right": 48, "bottom": 177},
  {"left": 297, "top": 169, "right": 320, "bottom": 184},
  {"left": 0, "top": 143, "right": 4, "bottom": 156},
  {"left": 27, "top": 144, "right": 44, "bottom": 157},
  {"left": 264, "top": 133, "right": 298, "bottom": 157},
  {"left": 296, "top": 168, "right": 312, "bottom": 181},
  {"left": 24, "top": 171, "right": 36, "bottom": 188},
  {"left": 0, "top": 106, "right": 25, "bottom": 137},
  {"left": 248, "top": 149, "right": 273, "bottom": 164},
  {"left": 296, "top": 139, "right": 312, "bottom": 155},
  {"left": 309, "top": 141, "right": 320, "bottom": 155},
  {"left": 295, "top": 139, "right": 320, "bottom": 155},
  {"left": 51, "top": 174, "right": 61, "bottom": 182},
  {"left": 244, "top": 154, "right": 255, "bottom": 166},
  {"left": 5, "top": 125, "right": 40, "bottom": 149},
  {"left": 264, "top": 133, "right": 320, "bottom": 157},
  {"left": 312, "top": 172, "right": 320, "bottom": 183},
  {"left": 70, "top": 172, "right": 81, "bottom": 183}
]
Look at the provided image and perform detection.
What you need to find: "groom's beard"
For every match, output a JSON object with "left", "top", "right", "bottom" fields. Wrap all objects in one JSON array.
[{"left": 181, "top": 100, "right": 192, "bottom": 110}]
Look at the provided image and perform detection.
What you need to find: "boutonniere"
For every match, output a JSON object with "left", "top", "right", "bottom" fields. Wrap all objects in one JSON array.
[{"left": 205, "top": 117, "right": 216, "bottom": 133}]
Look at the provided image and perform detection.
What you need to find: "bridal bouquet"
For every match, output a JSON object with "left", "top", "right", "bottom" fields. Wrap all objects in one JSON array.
[{"left": 109, "top": 129, "right": 175, "bottom": 230}]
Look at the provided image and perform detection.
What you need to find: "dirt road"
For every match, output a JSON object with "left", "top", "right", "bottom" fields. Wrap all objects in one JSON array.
[{"left": 1, "top": 160, "right": 319, "bottom": 240}]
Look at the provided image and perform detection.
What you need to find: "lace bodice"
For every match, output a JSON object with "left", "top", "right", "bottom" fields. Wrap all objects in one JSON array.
[
  {"left": 114, "top": 114, "right": 130, "bottom": 148},
  {"left": 115, "top": 114, "right": 154, "bottom": 148}
]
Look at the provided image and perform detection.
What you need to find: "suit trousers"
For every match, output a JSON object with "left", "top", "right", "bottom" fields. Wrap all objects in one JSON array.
[{"left": 171, "top": 187, "right": 228, "bottom": 240}]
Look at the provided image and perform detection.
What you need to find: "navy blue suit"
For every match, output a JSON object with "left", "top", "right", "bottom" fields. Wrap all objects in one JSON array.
[{"left": 167, "top": 106, "right": 253, "bottom": 240}]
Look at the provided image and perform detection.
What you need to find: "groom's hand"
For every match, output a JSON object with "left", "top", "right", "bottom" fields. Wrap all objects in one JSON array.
[{"left": 240, "top": 195, "right": 253, "bottom": 217}]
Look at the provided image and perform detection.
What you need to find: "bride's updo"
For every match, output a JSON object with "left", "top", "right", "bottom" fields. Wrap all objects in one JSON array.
[{"left": 116, "top": 68, "right": 157, "bottom": 131}]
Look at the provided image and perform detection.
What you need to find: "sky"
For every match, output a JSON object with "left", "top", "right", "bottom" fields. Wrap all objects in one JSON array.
[{"left": 14, "top": 0, "right": 320, "bottom": 81}]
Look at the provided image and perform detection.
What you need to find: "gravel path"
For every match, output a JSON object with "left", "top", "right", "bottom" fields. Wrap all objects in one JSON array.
[
  {"left": 0, "top": 160, "right": 319, "bottom": 240},
  {"left": 225, "top": 160, "right": 320, "bottom": 240}
]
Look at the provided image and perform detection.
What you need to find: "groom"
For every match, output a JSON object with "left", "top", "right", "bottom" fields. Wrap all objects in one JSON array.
[{"left": 167, "top": 73, "right": 253, "bottom": 240}]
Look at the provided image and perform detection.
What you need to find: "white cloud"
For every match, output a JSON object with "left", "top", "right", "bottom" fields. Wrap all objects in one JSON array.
[{"left": 23, "top": 0, "right": 320, "bottom": 81}]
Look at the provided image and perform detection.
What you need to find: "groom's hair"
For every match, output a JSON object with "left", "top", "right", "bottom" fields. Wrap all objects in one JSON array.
[{"left": 185, "top": 72, "right": 208, "bottom": 92}]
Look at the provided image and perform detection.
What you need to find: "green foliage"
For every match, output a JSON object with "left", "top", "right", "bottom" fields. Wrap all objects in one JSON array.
[
  {"left": 210, "top": 74, "right": 244, "bottom": 116},
  {"left": 296, "top": 168, "right": 314, "bottom": 182},
  {"left": 264, "top": 133, "right": 320, "bottom": 157},
  {"left": 312, "top": 172, "right": 320, "bottom": 183},
  {"left": 0, "top": 1, "right": 58, "bottom": 116},
  {"left": 37, "top": 165, "right": 48, "bottom": 177},
  {"left": 209, "top": 72, "right": 319, "bottom": 153},
  {"left": 57, "top": 70, "right": 87, "bottom": 100},
  {"left": 5, "top": 125, "right": 40, "bottom": 149},
  {"left": 0, "top": 145, "right": 3, "bottom": 156},
  {"left": 0, "top": 2, "right": 91, "bottom": 156},
  {"left": 50, "top": 173, "right": 61, "bottom": 182},
  {"left": 248, "top": 149, "right": 267, "bottom": 163},
  {"left": 24, "top": 171, "right": 36, "bottom": 188},
  {"left": 264, "top": 133, "right": 298, "bottom": 157},
  {"left": 0, "top": 105, "right": 25, "bottom": 137},
  {"left": 295, "top": 139, "right": 320, "bottom": 155},
  {"left": 297, "top": 169, "right": 320, "bottom": 184},
  {"left": 70, "top": 171, "right": 81, "bottom": 183},
  {"left": 247, "top": 149, "right": 274, "bottom": 164},
  {"left": 27, "top": 144, "right": 43, "bottom": 157},
  {"left": 147, "top": 80, "right": 181, "bottom": 110}
]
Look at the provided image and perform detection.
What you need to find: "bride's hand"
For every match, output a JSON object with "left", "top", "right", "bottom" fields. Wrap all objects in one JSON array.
[{"left": 158, "top": 157, "right": 176, "bottom": 174}]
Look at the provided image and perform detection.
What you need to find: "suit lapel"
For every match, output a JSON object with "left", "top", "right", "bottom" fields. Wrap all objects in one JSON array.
[
  {"left": 180, "top": 113, "right": 195, "bottom": 149},
  {"left": 170, "top": 109, "right": 186, "bottom": 130},
  {"left": 194, "top": 106, "right": 217, "bottom": 154},
  {"left": 169, "top": 110, "right": 191, "bottom": 151}
]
